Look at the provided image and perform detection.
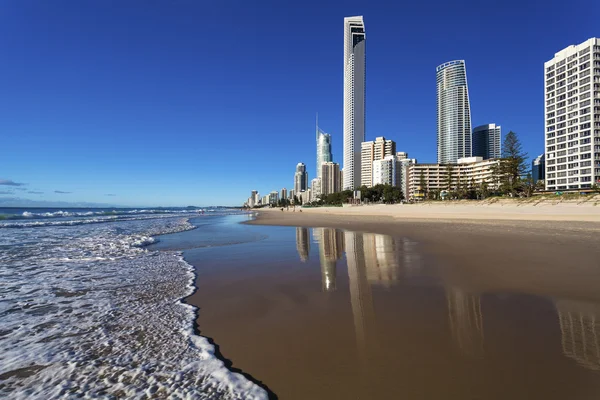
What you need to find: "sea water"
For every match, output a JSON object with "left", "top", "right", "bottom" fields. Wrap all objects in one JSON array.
[{"left": 0, "top": 208, "right": 267, "bottom": 399}]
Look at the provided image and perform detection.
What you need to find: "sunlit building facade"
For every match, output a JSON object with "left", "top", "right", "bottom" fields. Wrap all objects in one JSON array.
[
  {"left": 343, "top": 16, "right": 366, "bottom": 190},
  {"left": 437, "top": 60, "right": 472, "bottom": 164}
]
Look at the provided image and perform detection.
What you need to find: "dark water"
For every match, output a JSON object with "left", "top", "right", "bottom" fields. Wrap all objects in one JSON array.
[{"left": 154, "top": 214, "right": 600, "bottom": 399}]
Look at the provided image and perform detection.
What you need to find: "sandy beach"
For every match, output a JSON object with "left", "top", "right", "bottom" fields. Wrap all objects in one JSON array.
[
  {"left": 254, "top": 196, "right": 600, "bottom": 222},
  {"left": 177, "top": 212, "right": 600, "bottom": 399}
]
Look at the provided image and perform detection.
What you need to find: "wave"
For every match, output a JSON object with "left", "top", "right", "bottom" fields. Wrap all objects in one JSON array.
[
  {"left": 0, "top": 209, "right": 206, "bottom": 220},
  {"left": 0, "top": 217, "right": 267, "bottom": 399}
]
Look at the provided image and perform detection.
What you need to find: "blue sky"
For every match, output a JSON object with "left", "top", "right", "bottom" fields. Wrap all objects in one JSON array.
[{"left": 0, "top": 0, "right": 598, "bottom": 207}]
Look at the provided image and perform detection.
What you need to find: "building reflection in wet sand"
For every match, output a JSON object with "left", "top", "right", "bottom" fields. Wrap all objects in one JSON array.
[
  {"left": 446, "top": 287, "right": 484, "bottom": 357},
  {"left": 556, "top": 299, "right": 600, "bottom": 371},
  {"left": 295, "top": 227, "right": 310, "bottom": 262},
  {"left": 312, "top": 228, "right": 345, "bottom": 291}
]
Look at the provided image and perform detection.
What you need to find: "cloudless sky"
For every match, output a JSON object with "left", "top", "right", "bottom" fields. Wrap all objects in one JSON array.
[{"left": 1, "top": 0, "right": 598, "bottom": 206}]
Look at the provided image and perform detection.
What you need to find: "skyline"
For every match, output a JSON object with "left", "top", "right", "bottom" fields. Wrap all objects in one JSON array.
[{"left": 1, "top": 1, "right": 599, "bottom": 206}]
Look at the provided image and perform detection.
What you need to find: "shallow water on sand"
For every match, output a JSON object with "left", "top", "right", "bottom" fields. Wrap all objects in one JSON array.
[{"left": 156, "top": 215, "right": 600, "bottom": 399}]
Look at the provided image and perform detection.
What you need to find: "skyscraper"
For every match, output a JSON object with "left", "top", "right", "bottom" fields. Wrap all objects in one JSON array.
[
  {"left": 360, "top": 137, "right": 396, "bottom": 187},
  {"left": 321, "top": 162, "right": 342, "bottom": 195},
  {"left": 316, "top": 116, "right": 333, "bottom": 179},
  {"left": 532, "top": 154, "right": 545, "bottom": 183},
  {"left": 472, "top": 124, "right": 501, "bottom": 159},
  {"left": 544, "top": 38, "right": 600, "bottom": 191},
  {"left": 343, "top": 16, "right": 366, "bottom": 190},
  {"left": 294, "top": 163, "right": 308, "bottom": 194},
  {"left": 437, "top": 60, "right": 472, "bottom": 164}
]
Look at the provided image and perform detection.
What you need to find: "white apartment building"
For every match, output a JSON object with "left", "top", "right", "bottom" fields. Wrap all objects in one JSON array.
[
  {"left": 407, "top": 157, "right": 499, "bottom": 200},
  {"left": 343, "top": 16, "right": 366, "bottom": 190},
  {"left": 360, "top": 137, "right": 396, "bottom": 187},
  {"left": 311, "top": 177, "right": 322, "bottom": 199},
  {"left": 372, "top": 155, "right": 397, "bottom": 186},
  {"left": 544, "top": 38, "right": 600, "bottom": 191}
]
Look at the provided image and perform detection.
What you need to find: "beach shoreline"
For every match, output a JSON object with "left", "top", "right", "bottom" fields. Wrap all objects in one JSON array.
[
  {"left": 179, "top": 212, "right": 600, "bottom": 399},
  {"left": 246, "top": 196, "right": 600, "bottom": 223}
]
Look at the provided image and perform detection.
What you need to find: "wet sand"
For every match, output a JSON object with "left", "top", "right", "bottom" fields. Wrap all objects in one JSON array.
[{"left": 183, "top": 214, "right": 600, "bottom": 399}]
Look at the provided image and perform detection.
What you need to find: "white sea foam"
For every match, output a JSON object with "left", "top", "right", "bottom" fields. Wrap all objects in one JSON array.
[{"left": 0, "top": 215, "right": 267, "bottom": 399}]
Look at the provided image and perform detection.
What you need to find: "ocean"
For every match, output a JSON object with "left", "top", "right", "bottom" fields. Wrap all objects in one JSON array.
[{"left": 0, "top": 207, "right": 267, "bottom": 399}]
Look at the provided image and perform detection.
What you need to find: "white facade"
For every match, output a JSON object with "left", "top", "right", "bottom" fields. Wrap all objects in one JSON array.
[
  {"left": 372, "top": 155, "right": 397, "bottom": 186},
  {"left": 407, "top": 157, "right": 500, "bottom": 200},
  {"left": 360, "top": 137, "right": 396, "bottom": 187},
  {"left": 544, "top": 38, "right": 600, "bottom": 190},
  {"left": 343, "top": 16, "right": 366, "bottom": 190},
  {"left": 437, "top": 60, "right": 472, "bottom": 164},
  {"left": 311, "top": 177, "right": 322, "bottom": 200}
]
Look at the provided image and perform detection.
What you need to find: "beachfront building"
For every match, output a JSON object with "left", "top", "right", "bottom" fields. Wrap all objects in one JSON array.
[
  {"left": 437, "top": 60, "right": 472, "bottom": 164},
  {"left": 294, "top": 163, "right": 308, "bottom": 194},
  {"left": 251, "top": 190, "right": 259, "bottom": 206},
  {"left": 311, "top": 177, "right": 322, "bottom": 200},
  {"left": 321, "top": 162, "right": 342, "bottom": 195},
  {"left": 406, "top": 157, "right": 499, "bottom": 200},
  {"left": 261, "top": 195, "right": 269, "bottom": 206},
  {"left": 372, "top": 155, "right": 397, "bottom": 186},
  {"left": 268, "top": 191, "right": 279, "bottom": 205},
  {"left": 472, "top": 124, "right": 501, "bottom": 160},
  {"left": 360, "top": 137, "right": 396, "bottom": 187},
  {"left": 299, "top": 189, "right": 312, "bottom": 204},
  {"left": 343, "top": 16, "right": 366, "bottom": 190},
  {"left": 544, "top": 38, "right": 600, "bottom": 191},
  {"left": 288, "top": 189, "right": 295, "bottom": 201},
  {"left": 316, "top": 123, "right": 333, "bottom": 179},
  {"left": 395, "top": 154, "right": 417, "bottom": 200},
  {"left": 532, "top": 154, "right": 546, "bottom": 183},
  {"left": 280, "top": 188, "right": 287, "bottom": 202}
]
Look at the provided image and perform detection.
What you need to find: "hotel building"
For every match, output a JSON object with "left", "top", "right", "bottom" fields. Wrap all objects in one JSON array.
[{"left": 544, "top": 38, "right": 600, "bottom": 190}]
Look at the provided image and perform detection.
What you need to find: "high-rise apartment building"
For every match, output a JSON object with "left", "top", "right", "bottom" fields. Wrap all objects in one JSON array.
[
  {"left": 544, "top": 38, "right": 600, "bottom": 191},
  {"left": 316, "top": 121, "right": 333, "bottom": 179},
  {"left": 472, "top": 124, "right": 501, "bottom": 159},
  {"left": 294, "top": 163, "right": 308, "bottom": 194},
  {"left": 437, "top": 60, "right": 472, "bottom": 164},
  {"left": 361, "top": 137, "right": 396, "bottom": 187},
  {"left": 280, "top": 188, "right": 287, "bottom": 202},
  {"left": 311, "top": 178, "right": 322, "bottom": 199},
  {"left": 532, "top": 154, "right": 546, "bottom": 183},
  {"left": 372, "top": 155, "right": 396, "bottom": 186},
  {"left": 321, "top": 162, "right": 342, "bottom": 195},
  {"left": 343, "top": 16, "right": 366, "bottom": 190}
]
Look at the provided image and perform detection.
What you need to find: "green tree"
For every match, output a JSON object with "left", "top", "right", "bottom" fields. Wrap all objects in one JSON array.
[{"left": 497, "top": 131, "right": 528, "bottom": 196}]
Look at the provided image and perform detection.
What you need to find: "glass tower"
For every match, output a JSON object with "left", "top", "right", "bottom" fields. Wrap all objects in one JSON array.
[
  {"left": 316, "top": 124, "right": 332, "bottom": 179},
  {"left": 437, "top": 60, "right": 472, "bottom": 164}
]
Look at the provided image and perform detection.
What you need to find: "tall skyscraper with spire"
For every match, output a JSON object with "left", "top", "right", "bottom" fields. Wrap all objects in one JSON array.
[
  {"left": 316, "top": 114, "right": 332, "bottom": 179},
  {"left": 343, "top": 16, "right": 366, "bottom": 190},
  {"left": 436, "top": 60, "right": 472, "bottom": 164}
]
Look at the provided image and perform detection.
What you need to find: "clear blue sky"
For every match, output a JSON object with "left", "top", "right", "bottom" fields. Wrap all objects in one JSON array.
[{"left": 1, "top": 0, "right": 598, "bottom": 206}]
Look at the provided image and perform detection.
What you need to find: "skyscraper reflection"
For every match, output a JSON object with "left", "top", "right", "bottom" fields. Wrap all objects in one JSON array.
[
  {"left": 555, "top": 299, "right": 600, "bottom": 371},
  {"left": 446, "top": 287, "right": 484, "bottom": 357},
  {"left": 295, "top": 227, "right": 310, "bottom": 262},
  {"left": 313, "top": 228, "right": 345, "bottom": 291},
  {"left": 345, "top": 230, "right": 374, "bottom": 360}
]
